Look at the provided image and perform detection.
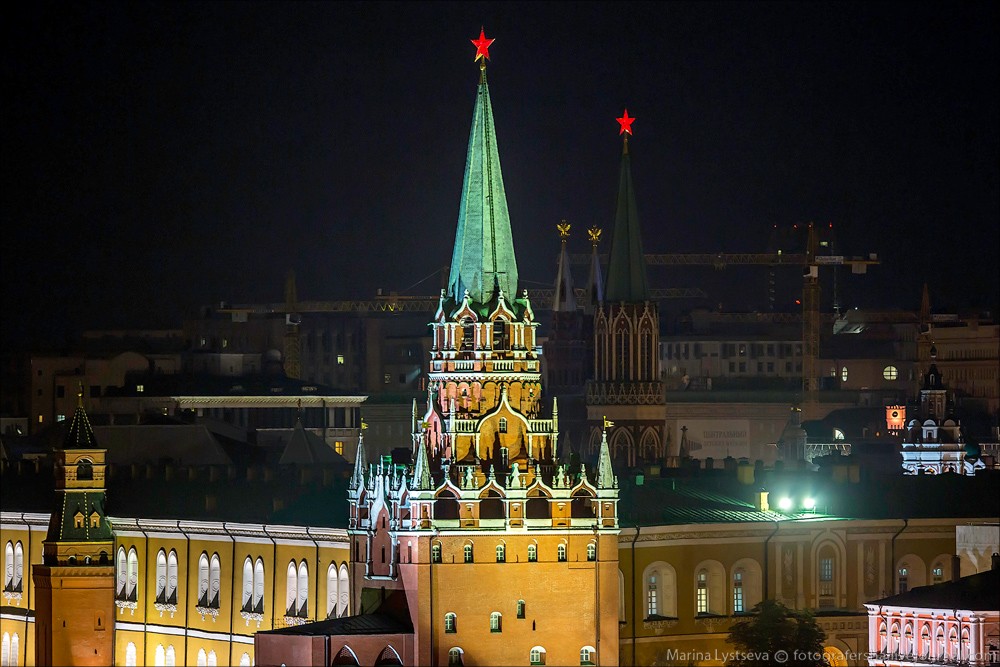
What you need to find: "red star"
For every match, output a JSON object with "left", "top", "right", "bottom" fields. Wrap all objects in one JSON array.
[
  {"left": 471, "top": 28, "right": 495, "bottom": 61},
  {"left": 617, "top": 109, "right": 636, "bottom": 135}
]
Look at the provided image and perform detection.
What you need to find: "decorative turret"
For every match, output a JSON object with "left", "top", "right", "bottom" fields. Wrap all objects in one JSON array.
[
  {"left": 553, "top": 220, "right": 577, "bottom": 313},
  {"left": 584, "top": 225, "right": 605, "bottom": 314},
  {"left": 604, "top": 109, "right": 650, "bottom": 303},
  {"left": 586, "top": 110, "right": 665, "bottom": 467},
  {"left": 447, "top": 28, "right": 518, "bottom": 305},
  {"left": 595, "top": 418, "right": 618, "bottom": 490},
  {"left": 349, "top": 423, "right": 368, "bottom": 490},
  {"left": 33, "top": 390, "right": 116, "bottom": 666}
]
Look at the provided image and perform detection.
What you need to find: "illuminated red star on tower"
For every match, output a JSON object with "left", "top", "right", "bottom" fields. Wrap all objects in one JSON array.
[
  {"left": 617, "top": 109, "right": 635, "bottom": 135},
  {"left": 471, "top": 27, "right": 495, "bottom": 61}
]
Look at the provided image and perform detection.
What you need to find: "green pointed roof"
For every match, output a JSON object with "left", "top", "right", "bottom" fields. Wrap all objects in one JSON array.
[
  {"left": 63, "top": 397, "right": 99, "bottom": 450},
  {"left": 605, "top": 140, "right": 650, "bottom": 302},
  {"left": 447, "top": 67, "right": 518, "bottom": 304}
]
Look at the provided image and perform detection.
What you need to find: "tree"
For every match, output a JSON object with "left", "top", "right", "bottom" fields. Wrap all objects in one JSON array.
[{"left": 726, "top": 599, "right": 827, "bottom": 667}]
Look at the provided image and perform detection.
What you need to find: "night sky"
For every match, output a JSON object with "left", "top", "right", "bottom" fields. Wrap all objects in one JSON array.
[{"left": 3, "top": 2, "right": 997, "bottom": 349}]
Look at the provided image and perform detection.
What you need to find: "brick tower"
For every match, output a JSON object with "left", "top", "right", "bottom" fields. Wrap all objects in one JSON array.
[
  {"left": 32, "top": 393, "right": 115, "bottom": 666},
  {"left": 343, "top": 30, "right": 621, "bottom": 666}
]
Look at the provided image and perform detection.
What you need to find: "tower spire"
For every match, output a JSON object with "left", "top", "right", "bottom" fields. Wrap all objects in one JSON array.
[
  {"left": 350, "top": 422, "right": 368, "bottom": 490},
  {"left": 596, "top": 417, "right": 618, "bottom": 489},
  {"left": 553, "top": 220, "right": 577, "bottom": 312},
  {"left": 585, "top": 225, "right": 605, "bottom": 312},
  {"left": 448, "top": 28, "right": 518, "bottom": 304},
  {"left": 605, "top": 109, "right": 650, "bottom": 302}
]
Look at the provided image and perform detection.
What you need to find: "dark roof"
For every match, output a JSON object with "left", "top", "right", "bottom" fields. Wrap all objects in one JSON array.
[
  {"left": 872, "top": 568, "right": 999, "bottom": 611},
  {"left": 278, "top": 419, "right": 347, "bottom": 466},
  {"left": 604, "top": 140, "right": 650, "bottom": 302},
  {"left": 262, "top": 589, "right": 413, "bottom": 636}
]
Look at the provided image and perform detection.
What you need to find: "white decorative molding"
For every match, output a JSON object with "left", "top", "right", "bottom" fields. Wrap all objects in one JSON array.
[
  {"left": 2, "top": 591, "right": 22, "bottom": 604},
  {"left": 196, "top": 605, "right": 220, "bottom": 622},
  {"left": 154, "top": 602, "right": 177, "bottom": 618},
  {"left": 283, "top": 615, "right": 308, "bottom": 627},
  {"left": 115, "top": 599, "right": 137, "bottom": 615},
  {"left": 240, "top": 610, "right": 263, "bottom": 628}
]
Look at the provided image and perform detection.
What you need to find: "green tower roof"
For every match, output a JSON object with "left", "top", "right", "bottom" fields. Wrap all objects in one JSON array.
[
  {"left": 447, "top": 64, "right": 518, "bottom": 305},
  {"left": 604, "top": 138, "right": 650, "bottom": 302}
]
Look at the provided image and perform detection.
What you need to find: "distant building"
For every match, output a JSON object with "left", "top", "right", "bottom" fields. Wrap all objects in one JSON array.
[{"left": 864, "top": 555, "right": 999, "bottom": 666}]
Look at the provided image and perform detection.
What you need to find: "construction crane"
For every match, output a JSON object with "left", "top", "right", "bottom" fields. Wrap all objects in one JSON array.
[{"left": 569, "top": 222, "right": 879, "bottom": 398}]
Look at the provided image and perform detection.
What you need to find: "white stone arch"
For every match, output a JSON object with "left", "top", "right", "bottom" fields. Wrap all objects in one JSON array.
[
  {"left": 580, "top": 645, "right": 598, "bottom": 665},
  {"left": 285, "top": 560, "right": 298, "bottom": 613},
  {"left": 197, "top": 649, "right": 207, "bottom": 667},
  {"left": 239, "top": 653, "right": 251, "bottom": 667},
  {"left": 338, "top": 562, "right": 349, "bottom": 616},
  {"left": 154, "top": 644, "right": 165, "bottom": 667},
  {"left": 641, "top": 560, "right": 677, "bottom": 618},
  {"left": 207, "top": 650, "right": 217, "bottom": 667},
  {"left": 895, "top": 553, "right": 927, "bottom": 592},
  {"left": 127, "top": 547, "right": 139, "bottom": 600},
  {"left": 125, "top": 642, "right": 137, "bottom": 667},
  {"left": 810, "top": 532, "right": 848, "bottom": 607},
  {"left": 297, "top": 560, "right": 309, "bottom": 615},
  {"left": 730, "top": 557, "right": 763, "bottom": 613},
  {"left": 693, "top": 559, "right": 726, "bottom": 615},
  {"left": 327, "top": 562, "right": 338, "bottom": 618},
  {"left": 332, "top": 644, "right": 360, "bottom": 665},
  {"left": 116, "top": 546, "right": 128, "bottom": 595},
  {"left": 3, "top": 542, "right": 11, "bottom": 591},
  {"left": 822, "top": 641, "right": 850, "bottom": 667},
  {"left": 241, "top": 557, "right": 253, "bottom": 610},
  {"left": 375, "top": 645, "right": 403, "bottom": 665},
  {"left": 529, "top": 645, "right": 547, "bottom": 665}
]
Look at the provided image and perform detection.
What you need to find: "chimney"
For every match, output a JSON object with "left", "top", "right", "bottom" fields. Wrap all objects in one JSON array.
[
  {"left": 754, "top": 489, "right": 770, "bottom": 512},
  {"left": 951, "top": 555, "right": 962, "bottom": 582}
]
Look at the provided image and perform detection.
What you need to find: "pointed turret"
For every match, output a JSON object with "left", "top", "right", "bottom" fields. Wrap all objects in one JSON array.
[
  {"left": 447, "top": 38, "right": 518, "bottom": 304},
  {"left": 595, "top": 428, "right": 617, "bottom": 490},
  {"left": 553, "top": 221, "right": 577, "bottom": 312},
  {"left": 350, "top": 429, "right": 368, "bottom": 490},
  {"left": 585, "top": 226, "right": 605, "bottom": 313},
  {"left": 412, "top": 439, "right": 433, "bottom": 490},
  {"left": 604, "top": 117, "right": 650, "bottom": 303}
]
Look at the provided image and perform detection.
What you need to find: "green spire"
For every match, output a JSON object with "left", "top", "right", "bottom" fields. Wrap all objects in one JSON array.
[
  {"left": 447, "top": 64, "right": 518, "bottom": 304},
  {"left": 605, "top": 139, "right": 650, "bottom": 302},
  {"left": 63, "top": 390, "right": 98, "bottom": 450}
]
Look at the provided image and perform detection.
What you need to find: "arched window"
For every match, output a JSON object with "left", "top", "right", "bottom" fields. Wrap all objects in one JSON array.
[
  {"left": 490, "top": 611, "right": 502, "bottom": 632},
  {"left": 1, "top": 634, "right": 9, "bottom": 667},
  {"left": 12, "top": 543, "right": 21, "bottom": 591},
  {"left": 125, "top": 642, "right": 137, "bottom": 667},
  {"left": 7, "top": 634, "right": 15, "bottom": 667},
  {"left": 921, "top": 625, "right": 931, "bottom": 658},
  {"left": 817, "top": 544, "right": 838, "bottom": 608},
  {"left": 647, "top": 572, "right": 659, "bottom": 617},
  {"left": 198, "top": 553, "right": 211, "bottom": 607},
  {"left": 464, "top": 544, "right": 473, "bottom": 563},
  {"left": 155, "top": 550, "right": 168, "bottom": 602},
  {"left": 338, "top": 563, "right": 349, "bottom": 616},
  {"left": 587, "top": 543, "right": 597, "bottom": 562},
  {"left": 696, "top": 570, "right": 709, "bottom": 614},
  {"left": 841, "top": 366, "right": 848, "bottom": 382},
  {"left": 297, "top": 560, "right": 309, "bottom": 617},
  {"left": 116, "top": 547, "right": 128, "bottom": 599},
  {"left": 580, "top": 646, "right": 596, "bottom": 665},
  {"left": 890, "top": 623, "right": 900, "bottom": 653},
  {"left": 557, "top": 544, "right": 567, "bottom": 562},
  {"left": 166, "top": 550, "right": 178, "bottom": 603},
  {"left": 499, "top": 417, "right": 508, "bottom": 434},
  {"left": 209, "top": 554, "right": 221, "bottom": 608},
  {"left": 241, "top": 557, "right": 253, "bottom": 612},
  {"left": 127, "top": 548, "right": 139, "bottom": 601},
  {"left": 530, "top": 646, "right": 546, "bottom": 665},
  {"left": 253, "top": 558, "right": 265, "bottom": 613},
  {"left": 327, "top": 563, "right": 338, "bottom": 618},
  {"left": 936, "top": 627, "right": 946, "bottom": 658},
  {"left": 207, "top": 650, "right": 217, "bottom": 667},
  {"left": 448, "top": 648, "right": 464, "bottom": 666},
  {"left": 76, "top": 458, "right": 93, "bottom": 480},
  {"left": 154, "top": 645, "right": 165, "bottom": 667},
  {"left": 444, "top": 612, "right": 457, "bottom": 633},
  {"left": 165, "top": 645, "right": 176, "bottom": 667},
  {"left": 898, "top": 567, "right": 909, "bottom": 593},
  {"left": 3, "top": 543, "right": 12, "bottom": 591},
  {"left": 432, "top": 543, "right": 442, "bottom": 563},
  {"left": 197, "top": 649, "right": 207, "bottom": 667},
  {"left": 644, "top": 562, "right": 677, "bottom": 618},
  {"left": 527, "top": 544, "right": 537, "bottom": 562},
  {"left": 903, "top": 624, "right": 913, "bottom": 654},
  {"left": 239, "top": 653, "right": 251, "bottom": 667},
  {"left": 883, "top": 365, "right": 898, "bottom": 380},
  {"left": 732, "top": 569, "right": 744, "bottom": 613},
  {"left": 496, "top": 544, "right": 505, "bottom": 563},
  {"left": 286, "top": 561, "right": 298, "bottom": 615}
]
